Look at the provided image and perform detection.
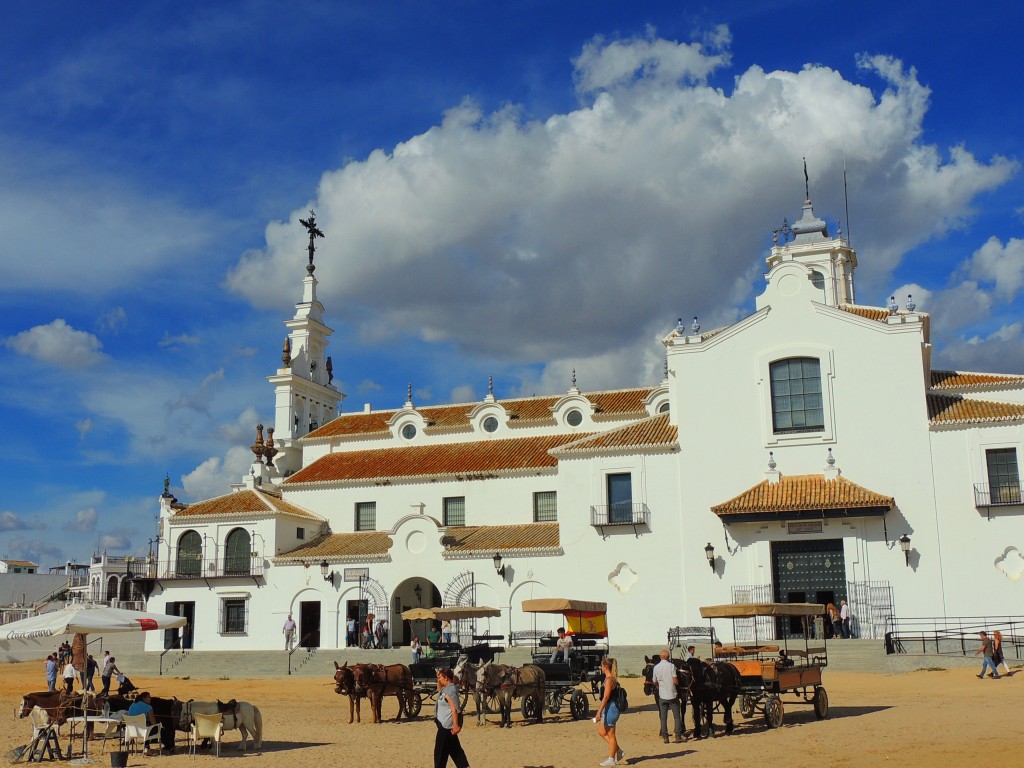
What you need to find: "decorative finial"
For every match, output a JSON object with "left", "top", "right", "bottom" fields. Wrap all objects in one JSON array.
[
  {"left": 299, "top": 210, "right": 325, "bottom": 275},
  {"left": 163, "top": 474, "right": 171, "bottom": 497},
  {"left": 326, "top": 356, "right": 334, "bottom": 384},
  {"left": 663, "top": 356, "right": 669, "bottom": 380},
  {"left": 889, "top": 296, "right": 899, "bottom": 315},
  {"left": 803, "top": 157, "right": 810, "bottom": 201},
  {"left": 571, "top": 368, "right": 577, "bottom": 388},
  {"left": 488, "top": 374, "right": 494, "bottom": 397},
  {"left": 906, "top": 294, "right": 916, "bottom": 313},
  {"left": 251, "top": 424, "right": 266, "bottom": 463},
  {"left": 772, "top": 217, "right": 792, "bottom": 245},
  {"left": 675, "top": 317, "right": 686, "bottom": 334},
  {"left": 406, "top": 382, "right": 413, "bottom": 407},
  {"left": 282, "top": 337, "right": 291, "bottom": 367},
  {"left": 826, "top": 447, "right": 835, "bottom": 467},
  {"left": 768, "top": 451, "right": 777, "bottom": 471},
  {"left": 265, "top": 427, "right": 278, "bottom": 468},
  {"left": 691, "top": 316, "right": 700, "bottom": 335}
]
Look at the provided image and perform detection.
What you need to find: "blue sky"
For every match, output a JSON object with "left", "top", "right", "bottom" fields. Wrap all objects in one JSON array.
[{"left": 2, "top": 1, "right": 1023, "bottom": 568}]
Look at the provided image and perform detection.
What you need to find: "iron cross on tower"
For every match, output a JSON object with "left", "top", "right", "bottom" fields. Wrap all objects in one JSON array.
[{"left": 299, "top": 210, "right": 325, "bottom": 274}]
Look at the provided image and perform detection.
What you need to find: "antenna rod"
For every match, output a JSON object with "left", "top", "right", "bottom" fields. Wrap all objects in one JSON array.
[
  {"left": 803, "top": 157, "right": 810, "bottom": 200},
  {"left": 843, "top": 156, "right": 852, "bottom": 246}
]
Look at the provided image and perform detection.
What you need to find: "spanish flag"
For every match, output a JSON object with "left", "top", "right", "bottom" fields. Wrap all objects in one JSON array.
[{"left": 566, "top": 611, "right": 608, "bottom": 637}]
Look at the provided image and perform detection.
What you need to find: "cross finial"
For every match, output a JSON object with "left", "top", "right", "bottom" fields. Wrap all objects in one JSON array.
[
  {"left": 803, "top": 157, "right": 810, "bottom": 201},
  {"left": 571, "top": 368, "right": 577, "bottom": 388},
  {"left": 299, "top": 210, "right": 325, "bottom": 275}
]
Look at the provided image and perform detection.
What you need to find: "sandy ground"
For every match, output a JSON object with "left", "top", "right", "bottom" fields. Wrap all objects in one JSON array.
[{"left": 2, "top": 660, "right": 1018, "bottom": 768}]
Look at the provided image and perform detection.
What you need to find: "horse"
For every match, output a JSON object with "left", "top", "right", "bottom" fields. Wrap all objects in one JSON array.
[
  {"left": 149, "top": 696, "right": 184, "bottom": 754},
  {"left": 453, "top": 658, "right": 485, "bottom": 725},
  {"left": 333, "top": 661, "right": 366, "bottom": 723},
  {"left": 177, "top": 699, "right": 263, "bottom": 752},
  {"left": 641, "top": 655, "right": 697, "bottom": 738},
  {"left": 351, "top": 663, "right": 414, "bottom": 724},
  {"left": 475, "top": 662, "right": 546, "bottom": 728},
  {"left": 687, "top": 658, "right": 741, "bottom": 738},
  {"left": 17, "top": 691, "right": 133, "bottom": 725}
]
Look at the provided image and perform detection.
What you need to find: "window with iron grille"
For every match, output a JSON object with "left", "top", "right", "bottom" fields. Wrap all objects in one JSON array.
[
  {"left": 224, "top": 528, "right": 251, "bottom": 575},
  {"left": 607, "top": 473, "right": 633, "bottom": 524},
  {"left": 986, "top": 448, "right": 1021, "bottom": 503},
  {"left": 221, "top": 598, "right": 248, "bottom": 634},
  {"left": 176, "top": 530, "right": 202, "bottom": 578},
  {"left": 533, "top": 491, "right": 557, "bottom": 522},
  {"left": 355, "top": 501, "right": 377, "bottom": 531},
  {"left": 770, "top": 357, "right": 824, "bottom": 433},
  {"left": 443, "top": 497, "right": 466, "bottom": 527}
]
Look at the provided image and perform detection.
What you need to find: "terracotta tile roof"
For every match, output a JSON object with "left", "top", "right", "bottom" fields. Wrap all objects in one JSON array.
[
  {"left": 305, "top": 387, "right": 656, "bottom": 438},
  {"left": 286, "top": 434, "right": 577, "bottom": 485},
  {"left": 838, "top": 304, "right": 891, "bottom": 322},
  {"left": 553, "top": 413, "right": 677, "bottom": 454},
  {"left": 711, "top": 474, "right": 894, "bottom": 517},
  {"left": 274, "top": 531, "right": 393, "bottom": 562},
  {"left": 2, "top": 560, "right": 38, "bottom": 568},
  {"left": 442, "top": 523, "right": 560, "bottom": 555},
  {"left": 927, "top": 394, "right": 1024, "bottom": 425},
  {"left": 930, "top": 370, "right": 1024, "bottom": 391},
  {"left": 172, "top": 489, "right": 324, "bottom": 521}
]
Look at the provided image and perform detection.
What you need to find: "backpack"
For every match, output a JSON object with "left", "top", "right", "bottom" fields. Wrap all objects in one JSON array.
[{"left": 615, "top": 683, "right": 628, "bottom": 712}]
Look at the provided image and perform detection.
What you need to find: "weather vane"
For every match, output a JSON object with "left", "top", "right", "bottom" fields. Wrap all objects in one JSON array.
[{"left": 299, "top": 210, "right": 325, "bottom": 275}]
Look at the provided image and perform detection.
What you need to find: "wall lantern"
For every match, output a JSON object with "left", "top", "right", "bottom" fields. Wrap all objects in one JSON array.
[
  {"left": 320, "top": 560, "right": 336, "bottom": 586},
  {"left": 414, "top": 583, "right": 423, "bottom": 604},
  {"left": 493, "top": 552, "right": 506, "bottom": 578},
  {"left": 704, "top": 542, "right": 716, "bottom": 572},
  {"left": 898, "top": 534, "right": 911, "bottom": 567}
]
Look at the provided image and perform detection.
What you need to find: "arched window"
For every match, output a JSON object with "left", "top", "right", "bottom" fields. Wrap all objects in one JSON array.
[
  {"left": 224, "top": 528, "right": 252, "bottom": 576},
  {"left": 176, "top": 530, "right": 202, "bottom": 578},
  {"left": 106, "top": 576, "right": 118, "bottom": 602},
  {"left": 769, "top": 357, "right": 824, "bottom": 433}
]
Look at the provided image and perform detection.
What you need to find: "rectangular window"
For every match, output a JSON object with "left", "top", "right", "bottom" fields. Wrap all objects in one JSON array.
[
  {"left": 296, "top": 527, "right": 305, "bottom": 540},
  {"left": 533, "top": 491, "right": 558, "bottom": 522},
  {"left": 986, "top": 448, "right": 1021, "bottom": 504},
  {"left": 607, "top": 474, "right": 633, "bottom": 524},
  {"left": 221, "top": 598, "right": 248, "bottom": 635},
  {"left": 443, "top": 497, "right": 466, "bottom": 527},
  {"left": 770, "top": 358, "right": 824, "bottom": 434},
  {"left": 355, "top": 502, "right": 377, "bottom": 531}
]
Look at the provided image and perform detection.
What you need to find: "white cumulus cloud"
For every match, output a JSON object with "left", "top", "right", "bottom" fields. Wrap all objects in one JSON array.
[
  {"left": 5, "top": 319, "right": 104, "bottom": 368},
  {"left": 180, "top": 445, "right": 253, "bottom": 502}
]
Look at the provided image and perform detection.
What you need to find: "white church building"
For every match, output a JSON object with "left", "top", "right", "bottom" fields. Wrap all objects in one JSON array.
[{"left": 139, "top": 198, "right": 1024, "bottom": 652}]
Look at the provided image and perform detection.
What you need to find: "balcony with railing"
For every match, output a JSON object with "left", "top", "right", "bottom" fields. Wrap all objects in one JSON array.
[
  {"left": 590, "top": 502, "right": 650, "bottom": 537},
  {"left": 974, "top": 482, "right": 1023, "bottom": 508},
  {"left": 160, "top": 550, "right": 265, "bottom": 580}
]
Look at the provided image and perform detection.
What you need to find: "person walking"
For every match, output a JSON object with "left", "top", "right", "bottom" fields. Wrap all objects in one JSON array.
[
  {"left": 992, "top": 630, "right": 1011, "bottom": 675},
  {"left": 100, "top": 655, "right": 120, "bottom": 696},
  {"left": 839, "top": 600, "right": 852, "bottom": 639},
  {"left": 84, "top": 654, "right": 98, "bottom": 691},
  {"left": 433, "top": 667, "right": 470, "bottom": 768},
  {"left": 594, "top": 656, "right": 625, "bottom": 766},
  {"left": 62, "top": 658, "right": 77, "bottom": 694},
  {"left": 975, "top": 631, "right": 1001, "bottom": 679},
  {"left": 44, "top": 655, "right": 57, "bottom": 692},
  {"left": 411, "top": 635, "right": 422, "bottom": 664},
  {"left": 346, "top": 616, "right": 357, "bottom": 647},
  {"left": 282, "top": 614, "right": 297, "bottom": 650},
  {"left": 652, "top": 649, "right": 684, "bottom": 744},
  {"left": 827, "top": 603, "right": 841, "bottom": 639}
]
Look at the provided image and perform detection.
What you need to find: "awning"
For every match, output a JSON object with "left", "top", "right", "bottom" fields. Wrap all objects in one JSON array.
[
  {"left": 700, "top": 602, "right": 826, "bottom": 619},
  {"left": 400, "top": 606, "right": 501, "bottom": 621},
  {"left": 521, "top": 598, "right": 607, "bottom": 614},
  {"left": 711, "top": 474, "right": 894, "bottom": 523}
]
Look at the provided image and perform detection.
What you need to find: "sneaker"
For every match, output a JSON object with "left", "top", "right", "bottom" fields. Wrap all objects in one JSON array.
[
  {"left": 993, "top": 674, "right": 1001, "bottom": 679},
  {"left": 977, "top": 674, "right": 985, "bottom": 678},
  {"left": 599, "top": 759, "right": 617, "bottom": 767},
  {"left": 616, "top": 748, "right": 625, "bottom": 762}
]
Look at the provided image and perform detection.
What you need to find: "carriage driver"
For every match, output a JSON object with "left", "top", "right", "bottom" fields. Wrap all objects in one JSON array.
[{"left": 549, "top": 627, "right": 573, "bottom": 663}]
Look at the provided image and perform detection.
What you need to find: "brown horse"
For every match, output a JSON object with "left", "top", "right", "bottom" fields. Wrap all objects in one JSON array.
[
  {"left": 333, "top": 661, "right": 366, "bottom": 723},
  {"left": 17, "top": 691, "right": 133, "bottom": 725},
  {"left": 476, "top": 662, "right": 546, "bottom": 728},
  {"left": 351, "top": 663, "right": 414, "bottom": 723}
]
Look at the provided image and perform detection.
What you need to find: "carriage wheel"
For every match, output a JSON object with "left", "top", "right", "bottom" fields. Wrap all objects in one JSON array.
[
  {"left": 483, "top": 691, "right": 501, "bottom": 715},
  {"left": 764, "top": 695, "right": 784, "bottom": 729},
  {"left": 546, "top": 690, "right": 562, "bottom": 715},
  {"left": 739, "top": 694, "right": 756, "bottom": 719},
  {"left": 459, "top": 689, "right": 469, "bottom": 711},
  {"left": 520, "top": 693, "right": 542, "bottom": 721},
  {"left": 569, "top": 690, "right": 590, "bottom": 721},
  {"left": 405, "top": 690, "right": 422, "bottom": 718},
  {"left": 812, "top": 686, "right": 829, "bottom": 719}
]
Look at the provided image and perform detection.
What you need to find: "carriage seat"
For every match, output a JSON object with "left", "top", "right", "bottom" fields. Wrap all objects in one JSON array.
[
  {"left": 713, "top": 644, "right": 779, "bottom": 657},
  {"left": 466, "top": 644, "right": 504, "bottom": 664}
]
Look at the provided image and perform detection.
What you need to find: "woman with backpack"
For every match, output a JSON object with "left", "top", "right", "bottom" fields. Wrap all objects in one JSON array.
[{"left": 594, "top": 656, "right": 626, "bottom": 766}]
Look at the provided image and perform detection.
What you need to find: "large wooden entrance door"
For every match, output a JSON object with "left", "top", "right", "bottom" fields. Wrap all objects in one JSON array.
[
  {"left": 771, "top": 539, "right": 845, "bottom": 639},
  {"left": 300, "top": 601, "right": 321, "bottom": 649}
]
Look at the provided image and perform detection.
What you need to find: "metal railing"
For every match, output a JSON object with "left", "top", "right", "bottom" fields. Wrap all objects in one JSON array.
[
  {"left": 974, "top": 482, "right": 1023, "bottom": 507},
  {"left": 589, "top": 503, "right": 650, "bottom": 527},
  {"left": 885, "top": 615, "right": 1024, "bottom": 657},
  {"left": 287, "top": 632, "right": 316, "bottom": 675},
  {"left": 158, "top": 551, "right": 265, "bottom": 580}
]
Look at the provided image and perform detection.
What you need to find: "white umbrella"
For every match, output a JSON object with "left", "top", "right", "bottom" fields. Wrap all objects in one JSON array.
[{"left": 3, "top": 604, "right": 187, "bottom": 757}]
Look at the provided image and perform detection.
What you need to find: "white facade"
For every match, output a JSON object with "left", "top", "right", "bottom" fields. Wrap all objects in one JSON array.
[{"left": 144, "top": 196, "right": 1024, "bottom": 652}]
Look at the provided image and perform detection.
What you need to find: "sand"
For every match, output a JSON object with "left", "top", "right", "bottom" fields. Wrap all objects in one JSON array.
[{"left": 2, "top": 660, "right": 1017, "bottom": 767}]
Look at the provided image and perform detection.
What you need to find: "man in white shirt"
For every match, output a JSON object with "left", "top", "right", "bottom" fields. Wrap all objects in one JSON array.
[
  {"left": 282, "top": 614, "right": 297, "bottom": 650},
  {"left": 549, "top": 627, "right": 573, "bottom": 663},
  {"left": 839, "top": 600, "right": 851, "bottom": 639},
  {"left": 652, "top": 650, "right": 684, "bottom": 743}
]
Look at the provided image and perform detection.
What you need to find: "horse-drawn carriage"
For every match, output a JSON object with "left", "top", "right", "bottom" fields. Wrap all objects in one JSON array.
[
  {"left": 521, "top": 598, "right": 608, "bottom": 720},
  {"left": 699, "top": 602, "right": 830, "bottom": 729},
  {"left": 403, "top": 605, "right": 504, "bottom": 717}
]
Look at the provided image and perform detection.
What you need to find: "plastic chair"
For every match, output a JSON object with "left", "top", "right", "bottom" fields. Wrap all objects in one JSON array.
[
  {"left": 28, "top": 706, "right": 51, "bottom": 738},
  {"left": 189, "top": 713, "right": 224, "bottom": 759},
  {"left": 122, "top": 713, "right": 161, "bottom": 755},
  {"left": 99, "top": 718, "right": 123, "bottom": 754}
]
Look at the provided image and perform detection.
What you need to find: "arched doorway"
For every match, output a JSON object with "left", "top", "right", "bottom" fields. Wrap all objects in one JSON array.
[
  {"left": 223, "top": 528, "right": 251, "bottom": 575},
  {"left": 391, "top": 577, "right": 440, "bottom": 646}
]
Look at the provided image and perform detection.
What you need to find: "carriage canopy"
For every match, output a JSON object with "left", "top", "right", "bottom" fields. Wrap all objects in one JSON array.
[
  {"left": 699, "top": 602, "right": 825, "bottom": 619},
  {"left": 400, "top": 605, "right": 501, "bottom": 621},
  {"left": 521, "top": 598, "right": 608, "bottom": 637}
]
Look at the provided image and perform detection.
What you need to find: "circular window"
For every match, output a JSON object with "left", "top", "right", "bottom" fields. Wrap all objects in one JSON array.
[
  {"left": 401, "top": 423, "right": 417, "bottom": 440},
  {"left": 658, "top": 401, "right": 670, "bottom": 413},
  {"left": 483, "top": 416, "right": 499, "bottom": 433},
  {"left": 566, "top": 409, "right": 583, "bottom": 427}
]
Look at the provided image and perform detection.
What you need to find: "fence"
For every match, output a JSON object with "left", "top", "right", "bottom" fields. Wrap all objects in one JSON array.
[{"left": 886, "top": 615, "right": 1024, "bottom": 658}]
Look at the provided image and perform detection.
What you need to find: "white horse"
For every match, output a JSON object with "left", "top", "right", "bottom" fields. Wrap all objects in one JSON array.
[{"left": 179, "top": 699, "right": 263, "bottom": 752}]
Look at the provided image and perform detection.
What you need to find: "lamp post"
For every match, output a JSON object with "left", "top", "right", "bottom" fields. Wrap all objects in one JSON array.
[
  {"left": 414, "top": 583, "right": 422, "bottom": 605},
  {"left": 704, "top": 543, "right": 716, "bottom": 572},
  {"left": 898, "top": 534, "right": 911, "bottom": 567},
  {"left": 492, "top": 552, "right": 506, "bottom": 578},
  {"left": 320, "top": 560, "right": 335, "bottom": 586}
]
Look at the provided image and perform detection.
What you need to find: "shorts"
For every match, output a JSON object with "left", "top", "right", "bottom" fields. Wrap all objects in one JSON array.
[{"left": 602, "top": 701, "right": 620, "bottom": 727}]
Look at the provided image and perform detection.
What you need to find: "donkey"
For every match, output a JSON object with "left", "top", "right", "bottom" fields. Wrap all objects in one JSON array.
[
  {"left": 476, "top": 662, "right": 546, "bottom": 728},
  {"left": 351, "top": 663, "right": 414, "bottom": 724},
  {"left": 453, "top": 658, "right": 485, "bottom": 725},
  {"left": 177, "top": 699, "right": 263, "bottom": 752},
  {"left": 333, "top": 661, "right": 366, "bottom": 723}
]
